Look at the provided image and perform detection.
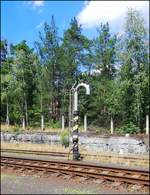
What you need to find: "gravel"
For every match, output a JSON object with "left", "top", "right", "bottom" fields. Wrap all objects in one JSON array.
[
  {"left": 1, "top": 170, "right": 149, "bottom": 194},
  {"left": 1, "top": 172, "right": 104, "bottom": 194}
]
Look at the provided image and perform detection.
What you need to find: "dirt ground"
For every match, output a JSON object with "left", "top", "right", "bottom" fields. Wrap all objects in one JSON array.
[{"left": 1, "top": 169, "right": 149, "bottom": 195}]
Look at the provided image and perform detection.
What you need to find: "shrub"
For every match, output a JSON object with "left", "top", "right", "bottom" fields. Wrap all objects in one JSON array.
[
  {"left": 13, "top": 126, "right": 21, "bottom": 133},
  {"left": 47, "top": 121, "right": 61, "bottom": 129},
  {"left": 59, "top": 130, "right": 69, "bottom": 147},
  {"left": 116, "top": 122, "right": 140, "bottom": 134}
]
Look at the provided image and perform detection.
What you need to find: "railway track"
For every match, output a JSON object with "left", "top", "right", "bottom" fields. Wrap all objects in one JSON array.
[
  {"left": 1, "top": 149, "right": 68, "bottom": 157},
  {"left": 1, "top": 148, "right": 148, "bottom": 161},
  {"left": 1, "top": 155, "right": 149, "bottom": 186}
]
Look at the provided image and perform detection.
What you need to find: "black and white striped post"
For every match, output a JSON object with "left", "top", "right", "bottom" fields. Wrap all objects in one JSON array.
[{"left": 72, "top": 83, "right": 90, "bottom": 160}]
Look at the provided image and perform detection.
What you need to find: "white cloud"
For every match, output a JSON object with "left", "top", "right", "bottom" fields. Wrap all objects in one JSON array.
[
  {"left": 32, "top": 1, "right": 44, "bottom": 7},
  {"left": 83, "top": 1, "right": 90, "bottom": 6},
  {"left": 36, "top": 20, "right": 45, "bottom": 29},
  {"left": 77, "top": 1, "right": 149, "bottom": 28},
  {"left": 25, "top": 1, "right": 44, "bottom": 8}
]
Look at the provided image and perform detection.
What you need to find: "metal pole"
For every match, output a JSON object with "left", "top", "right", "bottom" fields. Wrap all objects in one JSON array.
[
  {"left": 72, "top": 88, "right": 79, "bottom": 160},
  {"left": 74, "top": 90, "right": 78, "bottom": 112},
  {"left": 72, "top": 83, "right": 90, "bottom": 160},
  {"left": 68, "top": 82, "right": 77, "bottom": 159}
]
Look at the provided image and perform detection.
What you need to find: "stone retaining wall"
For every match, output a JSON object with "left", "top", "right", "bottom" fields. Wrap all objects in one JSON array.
[
  {"left": 1, "top": 132, "right": 149, "bottom": 155},
  {"left": 82, "top": 153, "right": 149, "bottom": 168}
]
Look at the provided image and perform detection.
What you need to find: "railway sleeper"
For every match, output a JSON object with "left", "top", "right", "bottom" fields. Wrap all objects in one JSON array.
[{"left": 1, "top": 157, "right": 149, "bottom": 186}]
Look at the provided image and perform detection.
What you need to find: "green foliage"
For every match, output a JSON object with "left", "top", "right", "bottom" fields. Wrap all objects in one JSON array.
[
  {"left": 59, "top": 130, "right": 69, "bottom": 147},
  {"left": 35, "top": 16, "right": 61, "bottom": 122},
  {"left": 0, "top": 39, "right": 7, "bottom": 62},
  {"left": 64, "top": 188, "right": 92, "bottom": 194},
  {"left": 117, "top": 8, "right": 149, "bottom": 129},
  {"left": 12, "top": 126, "right": 21, "bottom": 133},
  {"left": 0, "top": 9, "right": 149, "bottom": 133},
  {"left": 94, "top": 22, "right": 117, "bottom": 79},
  {"left": 116, "top": 122, "right": 140, "bottom": 134},
  {"left": 48, "top": 121, "right": 60, "bottom": 129}
]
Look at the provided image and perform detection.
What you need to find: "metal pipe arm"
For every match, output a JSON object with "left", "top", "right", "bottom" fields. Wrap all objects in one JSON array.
[{"left": 73, "top": 83, "right": 90, "bottom": 112}]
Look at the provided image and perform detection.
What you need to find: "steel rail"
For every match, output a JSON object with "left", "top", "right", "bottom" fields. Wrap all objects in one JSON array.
[
  {"left": 1, "top": 156, "right": 149, "bottom": 186},
  {"left": 1, "top": 151, "right": 148, "bottom": 173},
  {"left": 1, "top": 149, "right": 67, "bottom": 157},
  {"left": 1, "top": 148, "right": 148, "bottom": 161}
]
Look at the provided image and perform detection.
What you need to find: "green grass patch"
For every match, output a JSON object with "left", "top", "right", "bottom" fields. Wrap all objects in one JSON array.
[{"left": 63, "top": 188, "right": 94, "bottom": 194}]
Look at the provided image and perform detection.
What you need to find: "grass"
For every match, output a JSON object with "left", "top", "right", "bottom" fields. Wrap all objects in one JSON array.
[
  {"left": 1, "top": 141, "right": 69, "bottom": 153},
  {"left": 1, "top": 141, "right": 91, "bottom": 155},
  {"left": 63, "top": 188, "right": 95, "bottom": 194},
  {"left": 1, "top": 124, "right": 16, "bottom": 132}
]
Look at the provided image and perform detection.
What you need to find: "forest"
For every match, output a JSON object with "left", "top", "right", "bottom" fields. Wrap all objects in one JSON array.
[{"left": 1, "top": 8, "right": 149, "bottom": 134}]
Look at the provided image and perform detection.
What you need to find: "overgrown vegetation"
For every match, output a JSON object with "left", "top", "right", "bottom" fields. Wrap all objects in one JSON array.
[
  {"left": 116, "top": 122, "right": 140, "bottom": 134},
  {"left": 12, "top": 125, "right": 21, "bottom": 133},
  {"left": 59, "top": 130, "right": 69, "bottom": 147},
  {"left": 1, "top": 9, "right": 149, "bottom": 134}
]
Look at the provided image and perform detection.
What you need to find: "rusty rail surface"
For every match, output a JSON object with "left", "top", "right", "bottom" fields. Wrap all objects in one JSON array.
[
  {"left": 1, "top": 148, "right": 148, "bottom": 161},
  {"left": 1, "top": 155, "right": 149, "bottom": 186},
  {"left": 1, "top": 149, "right": 67, "bottom": 157}
]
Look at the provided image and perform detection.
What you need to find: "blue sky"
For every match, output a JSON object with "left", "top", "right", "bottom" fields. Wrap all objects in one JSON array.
[{"left": 1, "top": 1, "right": 149, "bottom": 48}]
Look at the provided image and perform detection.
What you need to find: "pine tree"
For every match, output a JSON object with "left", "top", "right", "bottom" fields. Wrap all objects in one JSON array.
[
  {"left": 1, "top": 40, "right": 14, "bottom": 125},
  {"left": 11, "top": 40, "right": 37, "bottom": 127},
  {"left": 87, "top": 22, "right": 117, "bottom": 127},
  {"left": 94, "top": 22, "right": 117, "bottom": 79},
  {"left": 118, "top": 8, "right": 149, "bottom": 130},
  {"left": 60, "top": 18, "right": 89, "bottom": 123},
  {"left": 35, "top": 16, "right": 61, "bottom": 122}
]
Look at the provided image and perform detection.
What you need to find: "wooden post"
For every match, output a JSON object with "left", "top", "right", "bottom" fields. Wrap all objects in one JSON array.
[
  {"left": 41, "top": 114, "right": 44, "bottom": 131},
  {"left": 84, "top": 114, "right": 87, "bottom": 132},
  {"left": 146, "top": 115, "right": 149, "bottom": 134},
  {"left": 22, "top": 117, "right": 25, "bottom": 130},
  {"left": 111, "top": 116, "right": 114, "bottom": 134},
  {"left": 25, "top": 99, "right": 28, "bottom": 127},
  {"left": 62, "top": 115, "right": 64, "bottom": 131},
  {"left": 6, "top": 103, "right": 9, "bottom": 126}
]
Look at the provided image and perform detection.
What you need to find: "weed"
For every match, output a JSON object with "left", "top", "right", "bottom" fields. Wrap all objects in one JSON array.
[
  {"left": 64, "top": 188, "right": 93, "bottom": 194},
  {"left": 59, "top": 130, "right": 69, "bottom": 147},
  {"left": 13, "top": 126, "right": 21, "bottom": 133}
]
